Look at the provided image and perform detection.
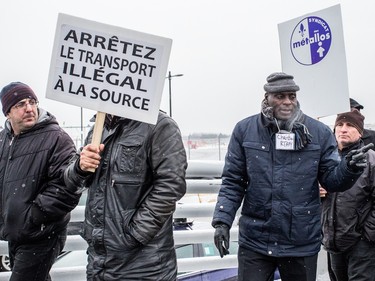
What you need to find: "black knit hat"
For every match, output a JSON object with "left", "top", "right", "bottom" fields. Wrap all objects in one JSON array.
[
  {"left": 0, "top": 82, "right": 38, "bottom": 115},
  {"left": 335, "top": 109, "right": 364, "bottom": 135},
  {"left": 264, "top": 72, "right": 300, "bottom": 93}
]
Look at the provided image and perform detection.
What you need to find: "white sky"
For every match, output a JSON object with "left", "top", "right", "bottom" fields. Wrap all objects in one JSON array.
[{"left": 1, "top": 0, "right": 374, "bottom": 136}]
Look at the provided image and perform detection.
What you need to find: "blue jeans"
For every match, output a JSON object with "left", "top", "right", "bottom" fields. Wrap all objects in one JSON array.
[
  {"left": 8, "top": 230, "right": 67, "bottom": 281},
  {"left": 329, "top": 238, "right": 375, "bottom": 281}
]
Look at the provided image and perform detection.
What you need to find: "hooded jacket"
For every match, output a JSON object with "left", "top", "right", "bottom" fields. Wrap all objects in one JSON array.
[
  {"left": 0, "top": 108, "right": 79, "bottom": 242},
  {"left": 212, "top": 113, "right": 362, "bottom": 257},
  {"left": 64, "top": 112, "right": 187, "bottom": 281},
  {"left": 322, "top": 141, "right": 375, "bottom": 253}
]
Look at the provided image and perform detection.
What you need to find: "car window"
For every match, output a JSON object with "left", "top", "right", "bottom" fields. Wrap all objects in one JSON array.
[
  {"left": 53, "top": 251, "right": 87, "bottom": 268},
  {"left": 201, "top": 242, "right": 238, "bottom": 257},
  {"left": 175, "top": 244, "right": 194, "bottom": 259},
  {"left": 202, "top": 243, "right": 217, "bottom": 256},
  {"left": 78, "top": 189, "right": 88, "bottom": 206}
]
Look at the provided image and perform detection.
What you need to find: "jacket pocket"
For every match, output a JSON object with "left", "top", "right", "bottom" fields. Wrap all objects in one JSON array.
[
  {"left": 116, "top": 136, "right": 143, "bottom": 173},
  {"left": 243, "top": 141, "right": 270, "bottom": 173},
  {"left": 291, "top": 144, "right": 320, "bottom": 175},
  {"left": 290, "top": 204, "right": 321, "bottom": 245},
  {"left": 111, "top": 174, "right": 142, "bottom": 210}
]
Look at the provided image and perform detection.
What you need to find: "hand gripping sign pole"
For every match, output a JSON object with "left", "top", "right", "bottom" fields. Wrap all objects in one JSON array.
[{"left": 87, "top": 111, "right": 106, "bottom": 173}]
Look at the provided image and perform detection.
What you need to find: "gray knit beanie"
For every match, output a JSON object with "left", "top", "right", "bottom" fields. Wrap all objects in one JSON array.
[{"left": 264, "top": 72, "right": 300, "bottom": 93}]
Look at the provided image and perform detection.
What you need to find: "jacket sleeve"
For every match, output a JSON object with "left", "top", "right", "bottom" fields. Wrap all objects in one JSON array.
[
  {"left": 32, "top": 129, "right": 81, "bottom": 223},
  {"left": 64, "top": 127, "right": 95, "bottom": 192},
  {"left": 129, "top": 115, "right": 187, "bottom": 245},
  {"left": 363, "top": 153, "right": 375, "bottom": 241},
  {"left": 318, "top": 126, "right": 363, "bottom": 192},
  {"left": 212, "top": 123, "right": 247, "bottom": 228}
]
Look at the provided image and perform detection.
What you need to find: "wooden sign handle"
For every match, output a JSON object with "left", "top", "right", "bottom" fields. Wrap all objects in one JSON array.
[{"left": 87, "top": 111, "right": 106, "bottom": 173}]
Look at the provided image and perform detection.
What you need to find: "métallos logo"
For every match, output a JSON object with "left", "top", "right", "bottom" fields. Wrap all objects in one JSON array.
[{"left": 290, "top": 16, "right": 332, "bottom": 65}]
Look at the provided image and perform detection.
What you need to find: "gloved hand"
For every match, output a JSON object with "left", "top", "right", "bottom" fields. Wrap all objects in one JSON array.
[
  {"left": 345, "top": 143, "right": 374, "bottom": 171},
  {"left": 214, "top": 223, "right": 230, "bottom": 258}
]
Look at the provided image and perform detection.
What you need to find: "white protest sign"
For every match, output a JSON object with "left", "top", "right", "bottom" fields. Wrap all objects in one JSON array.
[
  {"left": 47, "top": 13, "right": 172, "bottom": 125},
  {"left": 278, "top": 4, "right": 349, "bottom": 118}
]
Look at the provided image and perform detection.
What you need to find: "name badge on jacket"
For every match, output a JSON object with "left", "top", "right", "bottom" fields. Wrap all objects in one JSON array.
[{"left": 276, "top": 133, "right": 295, "bottom": 150}]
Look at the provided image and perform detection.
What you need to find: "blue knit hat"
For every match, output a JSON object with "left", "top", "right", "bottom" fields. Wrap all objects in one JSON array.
[{"left": 0, "top": 82, "right": 38, "bottom": 115}]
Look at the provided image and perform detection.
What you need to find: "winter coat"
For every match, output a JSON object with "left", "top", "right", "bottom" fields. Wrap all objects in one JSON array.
[
  {"left": 322, "top": 141, "right": 375, "bottom": 253},
  {"left": 64, "top": 112, "right": 187, "bottom": 281},
  {"left": 212, "top": 113, "right": 362, "bottom": 257},
  {"left": 362, "top": 128, "right": 375, "bottom": 148},
  {"left": 0, "top": 108, "right": 79, "bottom": 243}
]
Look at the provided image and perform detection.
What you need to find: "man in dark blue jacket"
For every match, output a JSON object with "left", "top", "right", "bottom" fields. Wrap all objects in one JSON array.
[
  {"left": 212, "top": 72, "right": 370, "bottom": 281},
  {"left": 0, "top": 82, "right": 80, "bottom": 281}
]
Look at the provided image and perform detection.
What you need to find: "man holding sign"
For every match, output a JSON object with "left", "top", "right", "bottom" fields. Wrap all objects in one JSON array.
[
  {"left": 212, "top": 72, "right": 370, "bottom": 281},
  {"left": 64, "top": 111, "right": 187, "bottom": 280}
]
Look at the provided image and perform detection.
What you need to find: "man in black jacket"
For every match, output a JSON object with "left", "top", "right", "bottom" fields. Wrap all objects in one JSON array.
[
  {"left": 350, "top": 98, "right": 375, "bottom": 147},
  {"left": 322, "top": 109, "right": 375, "bottom": 281},
  {"left": 64, "top": 112, "right": 187, "bottom": 281},
  {"left": 0, "top": 82, "right": 80, "bottom": 281}
]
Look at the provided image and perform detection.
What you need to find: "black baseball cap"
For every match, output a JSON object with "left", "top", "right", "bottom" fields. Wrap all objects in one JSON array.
[{"left": 350, "top": 98, "right": 364, "bottom": 110}]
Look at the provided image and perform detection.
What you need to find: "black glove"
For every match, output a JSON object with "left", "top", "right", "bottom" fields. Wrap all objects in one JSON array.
[
  {"left": 214, "top": 223, "right": 230, "bottom": 258},
  {"left": 345, "top": 143, "right": 374, "bottom": 171}
]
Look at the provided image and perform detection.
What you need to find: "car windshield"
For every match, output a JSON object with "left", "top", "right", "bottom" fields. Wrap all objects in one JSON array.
[{"left": 53, "top": 251, "right": 87, "bottom": 268}]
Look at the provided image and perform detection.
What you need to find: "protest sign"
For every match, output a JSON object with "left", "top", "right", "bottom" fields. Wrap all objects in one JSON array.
[
  {"left": 47, "top": 13, "right": 172, "bottom": 125},
  {"left": 278, "top": 4, "right": 349, "bottom": 118}
]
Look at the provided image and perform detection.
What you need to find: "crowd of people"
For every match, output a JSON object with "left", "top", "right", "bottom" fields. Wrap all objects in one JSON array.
[{"left": 0, "top": 74, "right": 374, "bottom": 281}]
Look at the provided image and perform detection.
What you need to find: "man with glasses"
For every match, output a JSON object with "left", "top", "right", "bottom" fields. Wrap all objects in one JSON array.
[{"left": 0, "top": 82, "right": 81, "bottom": 281}]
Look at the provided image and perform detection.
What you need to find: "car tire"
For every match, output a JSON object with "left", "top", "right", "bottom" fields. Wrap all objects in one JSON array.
[{"left": 0, "top": 255, "right": 10, "bottom": 271}]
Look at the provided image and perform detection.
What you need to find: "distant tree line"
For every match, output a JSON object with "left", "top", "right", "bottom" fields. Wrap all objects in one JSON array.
[{"left": 188, "top": 133, "right": 231, "bottom": 139}]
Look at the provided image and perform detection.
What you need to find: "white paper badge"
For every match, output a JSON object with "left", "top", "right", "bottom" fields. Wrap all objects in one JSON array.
[{"left": 276, "top": 133, "right": 295, "bottom": 150}]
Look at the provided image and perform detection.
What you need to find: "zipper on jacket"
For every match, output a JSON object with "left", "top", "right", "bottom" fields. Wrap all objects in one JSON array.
[{"left": 1, "top": 135, "right": 16, "bottom": 214}]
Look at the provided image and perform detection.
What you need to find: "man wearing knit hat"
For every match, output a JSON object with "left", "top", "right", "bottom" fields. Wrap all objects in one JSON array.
[
  {"left": 0, "top": 82, "right": 81, "bottom": 280},
  {"left": 212, "top": 72, "right": 372, "bottom": 281},
  {"left": 322, "top": 110, "right": 375, "bottom": 281},
  {"left": 350, "top": 97, "right": 375, "bottom": 148}
]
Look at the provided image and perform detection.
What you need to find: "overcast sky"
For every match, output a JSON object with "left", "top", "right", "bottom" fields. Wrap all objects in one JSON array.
[{"left": 1, "top": 0, "right": 374, "bottom": 137}]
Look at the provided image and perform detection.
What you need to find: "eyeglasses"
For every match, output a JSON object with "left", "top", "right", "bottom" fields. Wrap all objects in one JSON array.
[{"left": 12, "top": 99, "right": 39, "bottom": 110}]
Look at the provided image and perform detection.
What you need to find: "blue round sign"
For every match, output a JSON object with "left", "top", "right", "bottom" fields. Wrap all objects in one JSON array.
[{"left": 290, "top": 16, "right": 332, "bottom": 65}]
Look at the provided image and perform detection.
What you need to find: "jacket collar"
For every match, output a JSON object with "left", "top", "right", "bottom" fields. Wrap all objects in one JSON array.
[{"left": 339, "top": 139, "right": 363, "bottom": 157}]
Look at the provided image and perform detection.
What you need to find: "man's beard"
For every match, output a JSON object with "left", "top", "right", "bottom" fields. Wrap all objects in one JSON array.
[
  {"left": 261, "top": 99, "right": 302, "bottom": 131},
  {"left": 277, "top": 108, "right": 300, "bottom": 131}
]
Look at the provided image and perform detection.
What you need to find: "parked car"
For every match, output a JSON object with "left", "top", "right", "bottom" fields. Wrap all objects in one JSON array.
[
  {"left": 53, "top": 219, "right": 233, "bottom": 272},
  {"left": 55, "top": 219, "right": 269, "bottom": 281},
  {"left": 66, "top": 188, "right": 87, "bottom": 235},
  {"left": 0, "top": 255, "right": 10, "bottom": 272}
]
